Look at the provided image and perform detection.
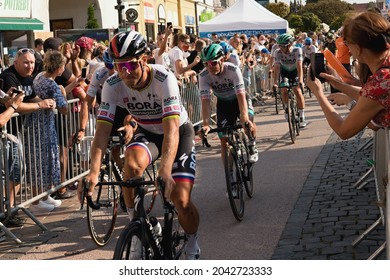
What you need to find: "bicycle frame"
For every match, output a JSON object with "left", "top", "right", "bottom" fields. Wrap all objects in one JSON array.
[{"left": 110, "top": 178, "right": 184, "bottom": 260}]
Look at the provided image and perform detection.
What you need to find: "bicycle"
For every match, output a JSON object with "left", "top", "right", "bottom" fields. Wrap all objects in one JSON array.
[
  {"left": 281, "top": 79, "right": 301, "bottom": 144},
  {"left": 203, "top": 122, "right": 255, "bottom": 221},
  {"left": 111, "top": 177, "right": 187, "bottom": 260},
  {"left": 80, "top": 135, "right": 158, "bottom": 247},
  {"left": 302, "top": 63, "right": 312, "bottom": 98}
]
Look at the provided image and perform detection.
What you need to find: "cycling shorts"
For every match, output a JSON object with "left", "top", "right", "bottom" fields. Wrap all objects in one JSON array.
[
  {"left": 280, "top": 69, "right": 299, "bottom": 87},
  {"left": 126, "top": 121, "right": 196, "bottom": 183},
  {"left": 216, "top": 97, "right": 253, "bottom": 138}
]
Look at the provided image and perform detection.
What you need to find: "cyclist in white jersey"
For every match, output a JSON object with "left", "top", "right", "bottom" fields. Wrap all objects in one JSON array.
[
  {"left": 219, "top": 41, "right": 241, "bottom": 67},
  {"left": 273, "top": 33, "right": 307, "bottom": 127},
  {"left": 75, "top": 50, "right": 128, "bottom": 169},
  {"left": 80, "top": 31, "right": 200, "bottom": 260},
  {"left": 199, "top": 43, "right": 258, "bottom": 164},
  {"left": 302, "top": 37, "right": 317, "bottom": 66}
]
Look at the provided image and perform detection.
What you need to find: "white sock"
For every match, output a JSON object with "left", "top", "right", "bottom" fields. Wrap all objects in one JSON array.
[
  {"left": 126, "top": 207, "right": 134, "bottom": 222},
  {"left": 299, "top": 109, "right": 305, "bottom": 119},
  {"left": 185, "top": 233, "right": 199, "bottom": 252}
]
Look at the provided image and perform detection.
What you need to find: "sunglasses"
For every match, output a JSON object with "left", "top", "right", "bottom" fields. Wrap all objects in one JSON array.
[
  {"left": 114, "top": 58, "right": 142, "bottom": 72},
  {"left": 279, "top": 44, "right": 289, "bottom": 48},
  {"left": 18, "top": 48, "right": 35, "bottom": 54},
  {"left": 205, "top": 59, "right": 221, "bottom": 67}
]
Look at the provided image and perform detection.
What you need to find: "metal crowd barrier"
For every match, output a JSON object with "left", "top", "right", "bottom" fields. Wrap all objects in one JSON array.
[
  {"left": 241, "top": 64, "right": 273, "bottom": 104},
  {"left": 179, "top": 77, "right": 217, "bottom": 127},
  {"left": 351, "top": 128, "right": 389, "bottom": 259},
  {"left": 0, "top": 98, "right": 95, "bottom": 243}
]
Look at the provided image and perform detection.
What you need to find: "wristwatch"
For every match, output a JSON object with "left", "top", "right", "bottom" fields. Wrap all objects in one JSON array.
[{"left": 346, "top": 100, "right": 357, "bottom": 111}]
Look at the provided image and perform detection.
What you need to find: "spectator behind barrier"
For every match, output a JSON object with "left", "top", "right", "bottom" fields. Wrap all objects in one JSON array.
[
  {"left": 27, "top": 50, "right": 69, "bottom": 214},
  {"left": 0, "top": 48, "right": 56, "bottom": 226},
  {"left": 307, "top": 11, "right": 390, "bottom": 139}
]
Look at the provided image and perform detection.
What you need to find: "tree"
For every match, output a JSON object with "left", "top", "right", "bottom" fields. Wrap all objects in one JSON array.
[
  {"left": 300, "top": 13, "right": 321, "bottom": 33},
  {"left": 287, "top": 14, "right": 303, "bottom": 33},
  {"left": 299, "top": 0, "right": 353, "bottom": 25},
  {"left": 266, "top": 2, "right": 290, "bottom": 18},
  {"left": 86, "top": 3, "right": 99, "bottom": 29}
]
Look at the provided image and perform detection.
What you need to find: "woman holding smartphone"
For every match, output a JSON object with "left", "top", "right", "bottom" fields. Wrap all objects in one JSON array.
[{"left": 307, "top": 11, "right": 390, "bottom": 138}]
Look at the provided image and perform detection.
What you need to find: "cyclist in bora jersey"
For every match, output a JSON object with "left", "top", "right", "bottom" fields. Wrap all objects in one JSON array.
[
  {"left": 199, "top": 43, "right": 258, "bottom": 164},
  {"left": 273, "top": 33, "right": 308, "bottom": 127},
  {"left": 79, "top": 31, "right": 200, "bottom": 260}
]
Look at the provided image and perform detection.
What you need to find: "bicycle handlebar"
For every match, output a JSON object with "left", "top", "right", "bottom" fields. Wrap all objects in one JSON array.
[
  {"left": 203, "top": 122, "right": 254, "bottom": 140},
  {"left": 82, "top": 177, "right": 168, "bottom": 211}
]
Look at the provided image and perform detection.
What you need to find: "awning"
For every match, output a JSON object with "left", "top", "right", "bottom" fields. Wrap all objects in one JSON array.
[{"left": 0, "top": 18, "right": 44, "bottom": 31}]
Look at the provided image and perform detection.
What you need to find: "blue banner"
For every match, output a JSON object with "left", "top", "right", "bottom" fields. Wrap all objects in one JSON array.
[{"left": 199, "top": 28, "right": 287, "bottom": 39}]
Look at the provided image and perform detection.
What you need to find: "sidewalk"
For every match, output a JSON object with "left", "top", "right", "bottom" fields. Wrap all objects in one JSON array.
[{"left": 272, "top": 129, "right": 386, "bottom": 260}]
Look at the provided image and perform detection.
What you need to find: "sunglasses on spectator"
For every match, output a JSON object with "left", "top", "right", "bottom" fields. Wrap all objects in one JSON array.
[
  {"left": 18, "top": 48, "right": 35, "bottom": 54},
  {"left": 114, "top": 57, "right": 142, "bottom": 72},
  {"left": 205, "top": 58, "right": 222, "bottom": 67}
]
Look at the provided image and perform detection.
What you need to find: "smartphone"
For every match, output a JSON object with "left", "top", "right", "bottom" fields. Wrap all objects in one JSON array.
[
  {"left": 81, "top": 67, "right": 88, "bottom": 79},
  {"left": 0, "top": 78, "right": 3, "bottom": 90},
  {"left": 167, "top": 22, "right": 173, "bottom": 29},
  {"left": 310, "top": 53, "right": 326, "bottom": 82}
]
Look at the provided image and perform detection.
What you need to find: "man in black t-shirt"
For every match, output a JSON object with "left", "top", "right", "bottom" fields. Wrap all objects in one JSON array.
[{"left": 0, "top": 48, "right": 55, "bottom": 226}]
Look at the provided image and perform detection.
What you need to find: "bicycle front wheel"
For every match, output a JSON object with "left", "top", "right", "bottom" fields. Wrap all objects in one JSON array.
[
  {"left": 87, "top": 163, "right": 119, "bottom": 247},
  {"left": 87, "top": 183, "right": 119, "bottom": 247},
  {"left": 113, "top": 222, "right": 153, "bottom": 260},
  {"left": 286, "top": 98, "right": 296, "bottom": 144},
  {"left": 224, "top": 146, "right": 245, "bottom": 221}
]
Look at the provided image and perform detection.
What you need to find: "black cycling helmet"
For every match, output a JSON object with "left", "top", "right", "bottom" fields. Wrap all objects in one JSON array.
[
  {"left": 276, "top": 33, "right": 294, "bottom": 45},
  {"left": 200, "top": 43, "right": 224, "bottom": 62},
  {"left": 109, "top": 31, "right": 147, "bottom": 59}
]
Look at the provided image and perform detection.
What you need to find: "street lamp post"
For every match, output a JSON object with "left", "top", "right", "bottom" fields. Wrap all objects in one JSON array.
[{"left": 115, "top": 0, "right": 125, "bottom": 28}]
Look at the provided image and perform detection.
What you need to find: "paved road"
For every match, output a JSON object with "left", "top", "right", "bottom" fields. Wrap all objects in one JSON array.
[{"left": 0, "top": 97, "right": 384, "bottom": 260}]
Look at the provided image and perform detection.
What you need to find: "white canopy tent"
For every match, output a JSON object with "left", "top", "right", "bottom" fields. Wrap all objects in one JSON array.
[{"left": 199, "top": 0, "right": 288, "bottom": 39}]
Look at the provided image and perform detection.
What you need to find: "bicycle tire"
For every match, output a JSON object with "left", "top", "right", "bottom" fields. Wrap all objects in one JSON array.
[
  {"left": 274, "top": 89, "right": 280, "bottom": 114},
  {"left": 293, "top": 100, "right": 301, "bottom": 136},
  {"left": 224, "top": 145, "right": 245, "bottom": 221},
  {"left": 113, "top": 222, "right": 153, "bottom": 260},
  {"left": 242, "top": 137, "right": 254, "bottom": 198},
  {"left": 287, "top": 98, "right": 296, "bottom": 144},
  {"left": 87, "top": 162, "right": 119, "bottom": 247}
]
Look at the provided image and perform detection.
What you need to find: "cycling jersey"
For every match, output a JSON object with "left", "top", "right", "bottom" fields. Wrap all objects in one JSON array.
[
  {"left": 86, "top": 65, "right": 111, "bottom": 102},
  {"left": 274, "top": 47, "right": 303, "bottom": 73},
  {"left": 98, "top": 64, "right": 188, "bottom": 135},
  {"left": 302, "top": 45, "right": 317, "bottom": 60},
  {"left": 227, "top": 53, "right": 241, "bottom": 67},
  {"left": 199, "top": 62, "right": 246, "bottom": 102}
]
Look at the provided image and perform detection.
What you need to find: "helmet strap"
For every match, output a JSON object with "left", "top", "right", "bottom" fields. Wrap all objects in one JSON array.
[{"left": 135, "top": 61, "right": 144, "bottom": 86}]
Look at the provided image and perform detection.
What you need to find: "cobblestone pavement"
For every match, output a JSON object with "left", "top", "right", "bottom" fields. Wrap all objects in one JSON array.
[{"left": 272, "top": 129, "right": 386, "bottom": 260}]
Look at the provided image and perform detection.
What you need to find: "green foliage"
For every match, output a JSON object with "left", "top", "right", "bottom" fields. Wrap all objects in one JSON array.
[
  {"left": 266, "top": 2, "right": 290, "bottom": 18},
  {"left": 299, "top": 0, "right": 353, "bottom": 25},
  {"left": 86, "top": 3, "right": 99, "bottom": 29},
  {"left": 287, "top": 14, "right": 303, "bottom": 33},
  {"left": 301, "top": 13, "right": 321, "bottom": 33}
]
